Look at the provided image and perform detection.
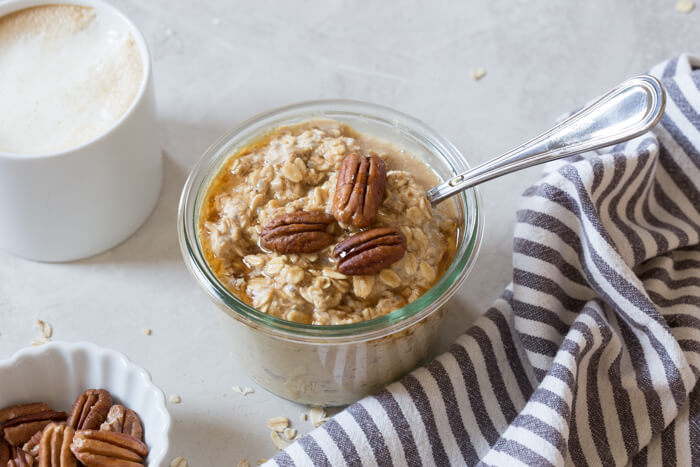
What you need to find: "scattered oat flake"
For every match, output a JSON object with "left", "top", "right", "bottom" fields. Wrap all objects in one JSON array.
[
  {"left": 31, "top": 336, "right": 49, "bottom": 346},
  {"left": 270, "top": 431, "right": 291, "bottom": 450},
  {"left": 237, "top": 461, "right": 249, "bottom": 467},
  {"left": 232, "top": 386, "right": 255, "bottom": 396},
  {"left": 309, "top": 407, "right": 329, "bottom": 427},
  {"left": 471, "top": 67, "right": 487, "bottom": 81},
  {"left": 170, "top": 457, "right": 188, "bottom": 467},
  {"left": 169, "top": 395, "right": 182, "bottom": 404},
  {"left": 300, "top": 413, "right": 308, "bottom": 421},
  {"left": 283, "top": 428, "right": 297, "bottom": 440},
  {"left": 35, "top": 320, "right": 52, "bottom": 338},
  {"left": 257, "top": 459, "right": 268, "bottom": 465},
  {"left": 267, "top": 416, "right": 290, "bottom": 432},
  {"left": 676, "top": 0, "right": 695, "bottom": 13},
  {"left": 142, "top": 328, "right": 152, "bottom": 336}
]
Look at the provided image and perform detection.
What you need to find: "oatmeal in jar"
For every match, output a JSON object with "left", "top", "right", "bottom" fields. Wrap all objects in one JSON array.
[{"left": 200, "top": 120, "right": 458, "bottom": 325}]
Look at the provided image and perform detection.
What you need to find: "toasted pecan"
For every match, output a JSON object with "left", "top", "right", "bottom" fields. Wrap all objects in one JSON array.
[
  {"left": 100, "top": 405, "right": 143, "bottom": 441},
  {"left": 260, "top": 211, "right": 335, "bottom": 254},
  {"left": 7, "top": 446, "right": 33, "bottom": 467},
  {"left": 3, "top": 411, "right": 67, "bottom": 446},
  {"left": 38, "top": 423, "right": 77, "bottom": 467},
  {"left": 333, "top": 227, "right": 406, "bottom": 275},
  {"left": 0, "top": 438, "right": 10, "bottom": 464},
  {"left": 67, "top": 390, "right": 112, "bottom": 431},
  {"left": 333, "top": 153, "right": 386, "bottom": 228},
  {"left": 0, "top": 403, "right": 51, "bottom": 424},
  {"left": 71, "top": 430, "right": 148, "bottom": 466}
]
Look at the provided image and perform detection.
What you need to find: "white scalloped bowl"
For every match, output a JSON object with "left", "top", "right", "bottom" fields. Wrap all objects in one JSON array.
[{"left": 0, "top": 341, "right": 170, "bottom": 466}]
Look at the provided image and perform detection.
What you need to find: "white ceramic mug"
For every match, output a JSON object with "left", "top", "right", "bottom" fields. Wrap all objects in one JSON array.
[{"left": 0, "top": 0, "right": 162, "bottom": 262}]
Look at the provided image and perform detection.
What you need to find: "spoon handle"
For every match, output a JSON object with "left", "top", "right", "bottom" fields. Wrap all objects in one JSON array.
[{"left": 426, "top": 74, "right": 666, "bottom": 205}]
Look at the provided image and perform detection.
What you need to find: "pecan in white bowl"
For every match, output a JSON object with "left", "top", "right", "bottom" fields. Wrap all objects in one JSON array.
[{"left": 0, "top": 341, "right": 170, "bottom": 466}]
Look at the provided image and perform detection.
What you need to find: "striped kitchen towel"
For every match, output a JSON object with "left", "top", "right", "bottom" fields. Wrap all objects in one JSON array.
[{"left": 270, "top": 54, "right": 700, "bottom": 466}]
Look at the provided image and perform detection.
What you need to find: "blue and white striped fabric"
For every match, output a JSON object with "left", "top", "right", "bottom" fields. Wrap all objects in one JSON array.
[{"left": 270, "top": 54, "right": 700, "bottom": 466}]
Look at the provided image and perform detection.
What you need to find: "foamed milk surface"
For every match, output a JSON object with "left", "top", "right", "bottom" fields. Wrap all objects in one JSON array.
[{"left": 0, "top": 5, "right": 143, "bottom": 155}]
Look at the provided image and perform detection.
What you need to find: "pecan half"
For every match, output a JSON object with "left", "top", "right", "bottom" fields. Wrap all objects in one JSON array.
[
  {"left": 0, "top": 403, "right": 51, "bottom": 423},
  {"left": 3, "top": 411, "right": 67, "bottom": 446},
  {"left": 39, "top": 423, "right": 77, "bottom": 467},
  {"left": 333, "top": 153, "right": 386, "bottom": 228},
  {"left": 0, "top": 438, "right": 10, "bottom": 464},
  {"left": 100, "top": 405, "right": 143, "bottom": 441},
  {"left": 22, "top": 426, "right": 45, "bottom": 457},
  {"left": 67, "top": 389, "right": 112, "bottom": 431},
  {"left": 7, "top": 447, "right": 33, "bottom": 467},
  {"left": 260, "top": 211, "right": 335, "bottom": 254},
  {"left": 71, "top": 430, "right": 148, "bottom": 466},
  {"left": 333, "top": 227, "right": 406, "bottom": 275}
]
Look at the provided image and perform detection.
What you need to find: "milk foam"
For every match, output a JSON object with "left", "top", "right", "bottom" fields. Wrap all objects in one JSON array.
[{"left": 0, "top": 5, "right": 143, "bottom": 155}]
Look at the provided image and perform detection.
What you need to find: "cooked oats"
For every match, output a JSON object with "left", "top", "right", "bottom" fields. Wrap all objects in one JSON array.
[
  {"left": 352, "top": 275, "right": 374, "bottom": 299},
  {"left": 379, "top": 269, "right": 401, "bottom": 288},
  {"left": 200, "top": 121, "right": 458, "bottom": 325},
  {"left": 419, "top": 261, "right": 437, "bottom": 283}
]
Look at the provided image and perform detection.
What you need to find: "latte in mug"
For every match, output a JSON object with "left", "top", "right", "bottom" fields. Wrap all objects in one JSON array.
[{"left": 0, "top": 5, "right": 143, "bottom": 155}]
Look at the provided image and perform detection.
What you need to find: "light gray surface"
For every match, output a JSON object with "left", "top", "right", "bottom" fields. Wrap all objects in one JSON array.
[{"left": 1, "top": 1, "right": 698, "bottom": 464}]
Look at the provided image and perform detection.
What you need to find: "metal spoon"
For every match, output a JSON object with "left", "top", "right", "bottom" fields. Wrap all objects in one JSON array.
[{"left": 426, "top": 75, "right": 666, "bottom": 205}]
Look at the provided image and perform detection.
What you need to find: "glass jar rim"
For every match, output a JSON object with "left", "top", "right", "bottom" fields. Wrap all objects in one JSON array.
[{"left": 178, "top": 99, "right": 484, "bottom": 342}]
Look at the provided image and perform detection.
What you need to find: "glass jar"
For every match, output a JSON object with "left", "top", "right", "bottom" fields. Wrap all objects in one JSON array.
[{"left": 178, "top": 100, "right": 483, "bottom": 406}]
